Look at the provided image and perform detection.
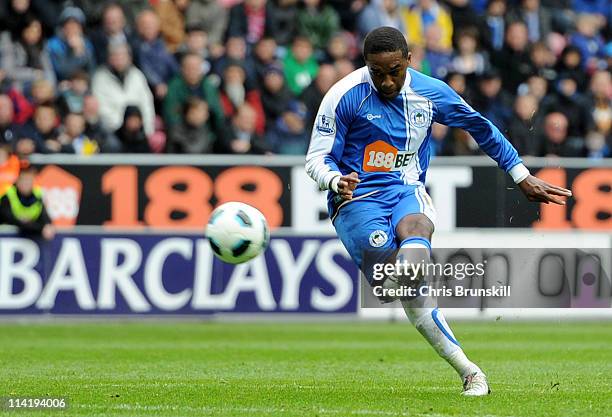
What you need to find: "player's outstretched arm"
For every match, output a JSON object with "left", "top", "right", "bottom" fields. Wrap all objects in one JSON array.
[{"left": 517, "top": 175, "right": 572, "bottom": 205}]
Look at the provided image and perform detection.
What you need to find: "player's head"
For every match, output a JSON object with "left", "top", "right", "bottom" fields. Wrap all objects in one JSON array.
[{"left": 363, "top": 27, "right": 411, "bottom": 100}]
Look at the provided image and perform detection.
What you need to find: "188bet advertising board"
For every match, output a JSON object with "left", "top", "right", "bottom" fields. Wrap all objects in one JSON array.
[{"left": 30, "top": 155, "right": 611, "bottom": 231}]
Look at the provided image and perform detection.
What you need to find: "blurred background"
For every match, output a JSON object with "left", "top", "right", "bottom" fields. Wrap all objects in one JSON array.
[{"left": 0, "top": 0, "right": 610, "bottom": 319}]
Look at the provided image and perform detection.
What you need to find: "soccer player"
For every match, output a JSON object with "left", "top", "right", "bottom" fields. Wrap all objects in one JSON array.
[{"left": 305, "top": 27, "right": 571, "bottom": 396}]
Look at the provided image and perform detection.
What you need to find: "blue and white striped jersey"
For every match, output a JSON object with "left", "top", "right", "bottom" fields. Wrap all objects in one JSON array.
[{"left": 305, "top": 67, "right": 529, "bottom": 213}]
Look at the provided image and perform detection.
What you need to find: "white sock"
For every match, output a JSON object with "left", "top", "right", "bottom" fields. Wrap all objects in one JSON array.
[
  {"left": 399, "top": 238, "right": 480, "bottom": 379},
  {"left": 403, "top": 303, "right": 480, "bottom": 379}
]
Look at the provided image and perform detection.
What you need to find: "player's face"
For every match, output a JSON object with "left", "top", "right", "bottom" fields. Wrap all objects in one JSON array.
[{"left": 366, "top": 50, "right": 410, "bottom": 100}]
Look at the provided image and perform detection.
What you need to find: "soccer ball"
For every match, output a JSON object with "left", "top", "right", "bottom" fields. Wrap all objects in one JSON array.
[{"left": 206, "top": 202, "right": 270, "bottom": 264}]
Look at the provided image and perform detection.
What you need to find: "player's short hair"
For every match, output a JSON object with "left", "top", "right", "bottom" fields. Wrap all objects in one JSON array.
[{"left": 363, "top": 27, "right": 409, "bottom": 59}]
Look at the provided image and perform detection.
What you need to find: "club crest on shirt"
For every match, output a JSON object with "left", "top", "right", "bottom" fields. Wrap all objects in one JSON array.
[
  {"left": 409, "top": 108, "right": 429, "bottom": 128},
  {"left": 316, "top": 115, "right": 336, "bottom": 136},
  {"left": 369, "top": 230, "right": 388, "bottom": 247}
]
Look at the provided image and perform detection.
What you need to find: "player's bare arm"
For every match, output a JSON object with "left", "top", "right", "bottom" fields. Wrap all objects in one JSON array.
[{"left": 518, "top": 175, "right": 572, "bottom": 205}]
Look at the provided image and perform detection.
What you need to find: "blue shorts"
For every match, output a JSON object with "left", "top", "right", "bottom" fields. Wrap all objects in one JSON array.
[{"left": 332, "top": 184, "right": 436, "bottom": 269}]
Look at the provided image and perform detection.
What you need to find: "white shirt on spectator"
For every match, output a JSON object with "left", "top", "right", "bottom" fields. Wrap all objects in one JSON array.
[{"left": 91, "top": 65, "right": 155, "bottom": 136}]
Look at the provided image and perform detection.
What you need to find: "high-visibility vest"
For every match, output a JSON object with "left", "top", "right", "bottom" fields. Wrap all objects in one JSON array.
[{"left": 5, "top": 185, "right": 43, "bottom": 222}]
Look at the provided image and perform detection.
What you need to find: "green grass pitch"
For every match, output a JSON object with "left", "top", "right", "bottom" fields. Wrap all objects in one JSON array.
[{"left": 1, "top": 320, "right": 610, "bottom": 417}]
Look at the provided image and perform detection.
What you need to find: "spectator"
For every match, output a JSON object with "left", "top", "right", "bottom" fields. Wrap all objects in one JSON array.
[
  {"left": 0, "top": 0, "right": 36, "bottom": 39},
  {"left": 226, "top": 0, "right": 272, "bottom": 46},
  {"left": 225, "top": 104, "right": 270, "bottom": 154},
  {"left": 176, "top": 22, "right": 211, "bottom": 67},
  {"left": 0, "top": 95, "right": 21, "bottom": 146},
  {"left": 218, "top": 60, "right": 266, "bottom": 135},
  {"left": 424, "top": 24, "right": 452, "bottom": 80},
  {"left": 472, "top": 69, "right": 512, "bottom": 132},
  {"left": 155, "top": 0, "right": 189, "bottom": 53},
  {"left": 507, "top": 93, "right": 541, "bottom": 155},
  {"left": 29, "top": 78, "right": 56, "bottom": 107},
  {"left": 445, "top": 71, "right": 474, "bottom": 103},
  {"left": 163, "top": 53, "right": 226, "bottom": 141},
  {"left": 540, "top": 75, "right": 592, "bottom": 137},
  {"left": 55, "top": 111, "right": 99, "bottom": 154},
  {"left": 185, "top": 0, "right": 229, "bottom": 50},
  {"left": 555, "top": 46, "right": 588, "bottom": 91},
  {"left": 113, "top": 105, "right": 151, "bottom": 153},
  {"left": 167, "top": 97, "right": 214, "bottom": 153},
  {"left": 537, "top": 111, "right": 584, "bottom": 156},
  {"left": 18, "top": 103, "right": 59, "bottom": 153},
  {"left": 252, "top": 37, "right": 278, "bottom": 84},
  {"left": 451, "top": 27, "right": 488, "bottom": 76},
  {"left": 507, "top": 0, "right": 552, "bottom": 43},
  {"left": 443, "top": 0, "right": 482, "bottom": 30},
  {"left": 492, "top": 21, "right": 533, "bottom": 94},
  {"left": 334, "top": 57, "right": 355, "bottom": 79},
  {"left": 529, "top": 41, "right": 557, "bottom": 83},
  {"left": 0, "top": 143, "right": 20, "bottom": 196},
  {"left": 90, "top": 3, "right": 130, "bottom": 65},
  {"left": 266, "top": 0, "right": 298, "bottom": 47},
  {"left": 0, "top": 16, "right": 56, "bottom": 91},
  {"left": 322, "top": 32, "right": 355, "bottom": 66},
  {"left": 569, "top": 13, "right": 606, "bottom": 70},
  {"left": 327, "top": 0, "right": 365, "bottom": 33},
  {"left": 92, "top": 41, "right": 155, "bottom": 136},
  {"left": 0, "top": 163, "right": 55, "bottom": 240},
  {"left": 408, "top": 43, "right": 431, "bottom": 75},
  {"left": 300, "top": 63, "right": 336, "bottom": 136},
  {"left": 134, "top": 10, "right": 179, "bottom": 101},
  {"left": 521, "top": 75, "right": 549, "bottom": 102},
  {"left": 283, "top": 36, "right": 319, "bottom": 96},
  {"left": 57, "top": 70, "right": 89, "bottom": 116},
  {"left": 114, "top": 0, "right": 154, "bottom": 27},
  {"left": 296, "top": 0, "right": 340, "bottom": 51},
  {"left": 587, "top": 70, "right": 612, "bottom": 140},
  {"left": 82, "top": 95, "right": 121, "bottom": 152},
  {"left": 482, "top": 0, "right": 506, "bottom": 51},
  {"left": 585, "top": 130, "right": 610, "bottom": 158},
  {"left": 211, "top": 36, "right": 254, "bottom": 81},
  {"left": 2, "top": 84, "right": 34, "bottom": 124},
  {"left": 46, "top": 6, "right": 96, "bottom": 81},
  {"left": 266, "top": 99, "right": 309, "bottom": 154},
  {"left": 402, "top": 0, "right": 453, "bottom": 50},
  {"left": 571, "top": 0, "right": 610, "bottom": 21},
  {"left": 357, "top": 0, "right": 404, "bottom": 43},
  {"left": 261, "top": 64, "right": 294, "bottom": 128}
]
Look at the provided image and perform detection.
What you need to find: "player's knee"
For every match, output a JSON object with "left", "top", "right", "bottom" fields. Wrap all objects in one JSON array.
[{"left": 396, "top": 214, "right": 434, "bottom": 241}]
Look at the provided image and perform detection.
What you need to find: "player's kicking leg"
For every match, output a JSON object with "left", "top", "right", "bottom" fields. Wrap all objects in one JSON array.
[{"left": 395, "top": 214, "right": 490, "bottom": 396}]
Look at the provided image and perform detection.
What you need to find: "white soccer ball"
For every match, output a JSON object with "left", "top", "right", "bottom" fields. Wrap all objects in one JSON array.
[{"left": 206, "top": 202, "right": 270, "bottom": 264}]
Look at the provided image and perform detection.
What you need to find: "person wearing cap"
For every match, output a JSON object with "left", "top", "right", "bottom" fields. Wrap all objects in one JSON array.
[
  {"left": 0, "top": 162, "right": 55, "bottom": 240},
  {"left": 45, "top": 6, "right": 96, "bottom": 81}
]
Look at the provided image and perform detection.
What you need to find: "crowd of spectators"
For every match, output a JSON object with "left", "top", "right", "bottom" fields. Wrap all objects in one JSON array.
[{"left": 0, "top": 0, "right": 610, "bottom": 158}]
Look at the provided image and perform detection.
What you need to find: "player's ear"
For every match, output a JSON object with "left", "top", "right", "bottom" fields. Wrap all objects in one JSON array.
[{"left": 406, "top": 52, "right": 412, "bottom": 66}]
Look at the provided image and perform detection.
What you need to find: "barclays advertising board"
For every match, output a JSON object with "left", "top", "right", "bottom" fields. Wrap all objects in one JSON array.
[{"left": 0, "top": 233, "right": 358, "bottom": 315}]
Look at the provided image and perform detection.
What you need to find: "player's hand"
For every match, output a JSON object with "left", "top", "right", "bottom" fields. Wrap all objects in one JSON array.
[
  {"left": 517, "top": 174, "right": 572, "bottom": 205},
  {"left": 337, "top": 172, "right": 360, "bottom": 200}
]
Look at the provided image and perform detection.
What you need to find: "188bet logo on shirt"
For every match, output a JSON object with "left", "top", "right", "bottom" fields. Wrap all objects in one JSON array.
[{"left": 362, "top": 140, "right": 414, "bottom": 172}]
